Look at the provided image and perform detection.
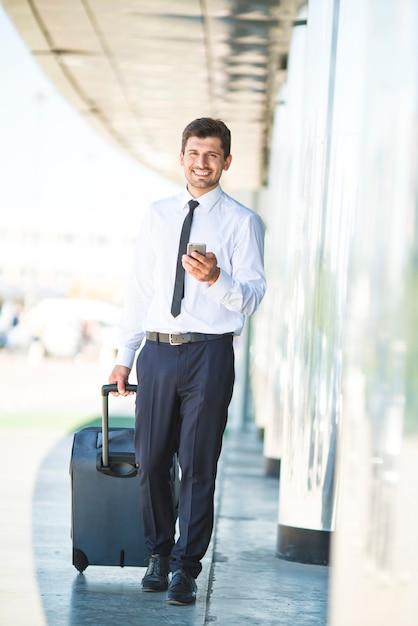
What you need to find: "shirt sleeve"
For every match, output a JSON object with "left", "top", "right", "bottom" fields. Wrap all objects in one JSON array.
[
  {"left": 206, "top": 211, "right": 266, "bottom": 316},
  {"left": 115, "top": 209, "right": 155, "bottom": 369}
]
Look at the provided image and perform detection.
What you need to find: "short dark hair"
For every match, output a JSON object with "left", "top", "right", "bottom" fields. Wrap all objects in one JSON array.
[{"left": 181, "top": 118, "right": 231, "bottom": 158}]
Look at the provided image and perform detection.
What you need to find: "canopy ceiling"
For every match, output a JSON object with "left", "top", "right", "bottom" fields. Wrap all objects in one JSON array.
[{"left": 3, "top": 0, "right": 301, "bottom": 190}]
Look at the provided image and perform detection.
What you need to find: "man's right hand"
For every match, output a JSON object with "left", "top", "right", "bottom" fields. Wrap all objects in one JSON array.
[{"left": 108, "top": 365, "right": 133, "bottom": 396}]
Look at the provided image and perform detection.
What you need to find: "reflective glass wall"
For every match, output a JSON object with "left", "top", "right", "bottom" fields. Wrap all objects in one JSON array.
[
  {"left": 251, "top": 0, "right": 418, "bottom": 613},
  {"left": 329, "top": 0, "right": 418, "bottom": 623}
]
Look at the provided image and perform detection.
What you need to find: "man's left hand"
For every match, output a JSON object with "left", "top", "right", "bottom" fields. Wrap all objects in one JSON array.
[{"left": 182, "top": 251, "right": 220, "bottom": 286}]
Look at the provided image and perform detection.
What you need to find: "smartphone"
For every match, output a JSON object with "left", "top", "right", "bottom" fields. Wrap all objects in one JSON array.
[{"left": 187, "top": 243, "right": 206, "bottom": 256}]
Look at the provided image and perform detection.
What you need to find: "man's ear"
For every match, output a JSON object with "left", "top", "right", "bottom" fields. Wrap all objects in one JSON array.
[
  {"left": 180, "top": 151, "right": 185, "bottom": 165},
  {"left": 223, "top": 154, "right": 233, "bottom": 171}
]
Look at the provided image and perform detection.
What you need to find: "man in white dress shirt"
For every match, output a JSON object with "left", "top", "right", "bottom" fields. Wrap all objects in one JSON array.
[{"left": 109, "top": 118, "right": 266, "bottom": 605}]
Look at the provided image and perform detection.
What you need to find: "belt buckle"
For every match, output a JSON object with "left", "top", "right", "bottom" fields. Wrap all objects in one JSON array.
[{"left": 169, "top": 333, "right": 182, "bottom": 346}]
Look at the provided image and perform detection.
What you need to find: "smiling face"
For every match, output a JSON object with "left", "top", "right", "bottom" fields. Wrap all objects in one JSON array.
[{"left": 180, "top": 136, "right": 232, "bottom": 197}]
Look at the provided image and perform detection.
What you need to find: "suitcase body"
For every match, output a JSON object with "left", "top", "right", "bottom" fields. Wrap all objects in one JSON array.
[{"left": 70, "top": 384, "right": 148, "bottom": 572}]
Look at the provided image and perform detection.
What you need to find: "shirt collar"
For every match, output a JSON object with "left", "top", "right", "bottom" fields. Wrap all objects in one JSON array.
[{"left": 181, "top": 185, "right": 223, "bottom": 214}]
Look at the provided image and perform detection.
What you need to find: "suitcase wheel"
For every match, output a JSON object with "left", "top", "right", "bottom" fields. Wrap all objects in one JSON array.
[{"left": 73, "top": 548, "right": 89, "bottom": 572}]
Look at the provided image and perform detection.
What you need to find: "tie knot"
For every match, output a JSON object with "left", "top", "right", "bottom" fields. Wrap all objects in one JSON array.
[{"left": 188, "top": 200, "right": 199, "bottom": 212}]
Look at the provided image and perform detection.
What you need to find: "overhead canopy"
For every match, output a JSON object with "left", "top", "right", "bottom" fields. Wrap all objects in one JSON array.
[{"left": 4, "top": 0, "right": 300, "bottom": 191}]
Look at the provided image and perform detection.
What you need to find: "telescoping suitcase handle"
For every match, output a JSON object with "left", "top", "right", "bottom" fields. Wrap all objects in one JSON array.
[{"left": 101, "top": 384, "right": 137, "bottom": 471}]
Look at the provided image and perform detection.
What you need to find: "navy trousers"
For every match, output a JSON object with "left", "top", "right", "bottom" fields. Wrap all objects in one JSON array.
[{"left": 134, "top": 335, "right": 235, "bottom": 578}]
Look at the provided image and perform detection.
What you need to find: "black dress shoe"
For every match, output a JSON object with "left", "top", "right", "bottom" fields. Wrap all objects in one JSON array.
[
  {"left": 141, "top": 554, "right": 170, "bottom": 592},
  {"left": 166, "top": 569, "right": 197, "bottom": 605}
]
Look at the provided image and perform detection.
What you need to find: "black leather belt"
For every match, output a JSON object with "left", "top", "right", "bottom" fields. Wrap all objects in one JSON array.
[{"left": 146, "top": 331, "right": 232, "bottom": 346}]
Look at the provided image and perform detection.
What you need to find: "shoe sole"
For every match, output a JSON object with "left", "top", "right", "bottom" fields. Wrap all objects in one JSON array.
[
  {"left": 142, "top": 587, "right": 168, "bottom": 592},
  {"left": 166, "top": 598, "right": 196, "bottom": 605}
]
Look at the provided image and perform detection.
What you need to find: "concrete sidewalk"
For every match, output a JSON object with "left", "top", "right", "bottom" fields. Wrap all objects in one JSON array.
[
  {"left": 207, "top": 430, "right": 329, "bottom": 625},
  {"left": 0, "top": 426, "right": 329, "bottom": 625}
]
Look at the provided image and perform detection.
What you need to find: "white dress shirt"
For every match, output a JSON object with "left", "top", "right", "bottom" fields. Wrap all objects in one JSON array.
[{"left": 116, "top": 184, "right": 266, "bottom": 369}]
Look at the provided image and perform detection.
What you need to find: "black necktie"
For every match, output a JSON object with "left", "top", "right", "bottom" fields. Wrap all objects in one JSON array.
[{"left": 170, "top": 199, "right": 199, "bottom": 317}]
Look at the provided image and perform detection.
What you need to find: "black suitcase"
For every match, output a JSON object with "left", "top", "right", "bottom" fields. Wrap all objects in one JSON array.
[{"left": 70, "top": 384, "right": 166, "bottom": 572}]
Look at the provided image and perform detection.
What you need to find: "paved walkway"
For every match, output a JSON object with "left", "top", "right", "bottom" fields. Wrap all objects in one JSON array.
[
  {"left": 0, "top": 353, "right": 329, "bottom": 625},
  {"left": 0, "top": 426, "right": 329, "bottom": 626}
]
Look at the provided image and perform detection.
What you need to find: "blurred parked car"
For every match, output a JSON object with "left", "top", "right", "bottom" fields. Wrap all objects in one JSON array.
[{"left": 4, "top": 297, "right": 121, "bottom": 359}]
